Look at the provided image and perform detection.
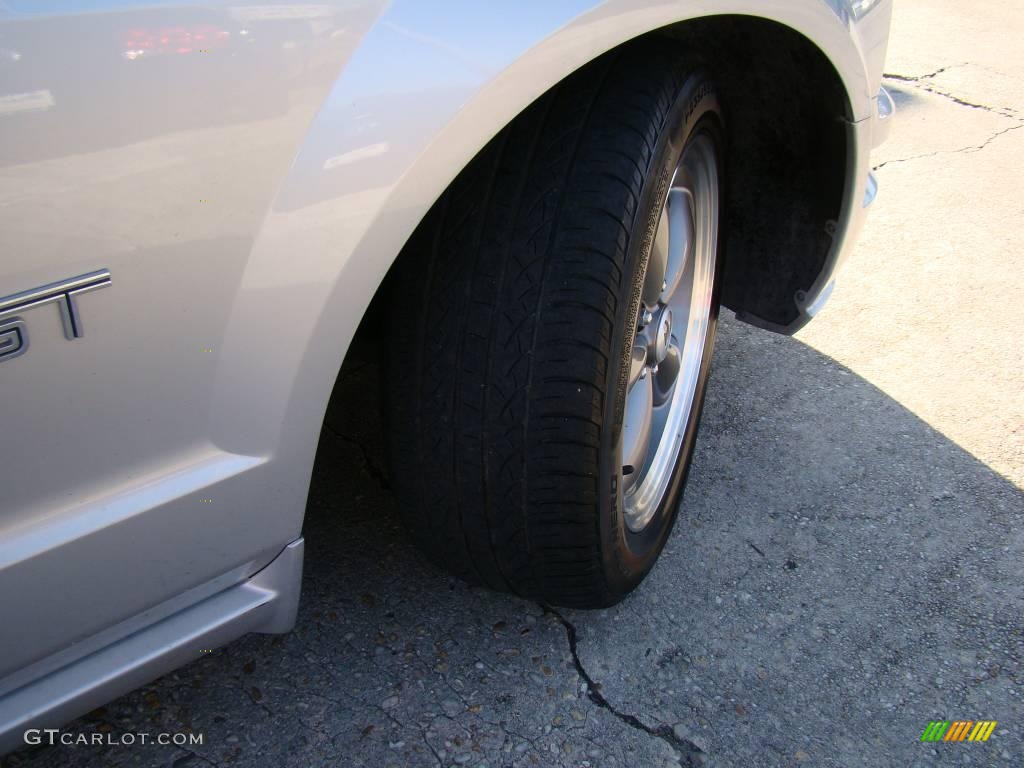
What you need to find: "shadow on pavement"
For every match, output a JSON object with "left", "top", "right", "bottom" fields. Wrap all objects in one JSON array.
[{"left": 12, "top": 317, "right": 1022, "bottom": 768}]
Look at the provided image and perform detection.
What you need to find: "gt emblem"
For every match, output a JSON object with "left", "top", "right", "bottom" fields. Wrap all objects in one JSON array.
[{"left": 0, "top": 269, "right": 111, "bottom": 363}]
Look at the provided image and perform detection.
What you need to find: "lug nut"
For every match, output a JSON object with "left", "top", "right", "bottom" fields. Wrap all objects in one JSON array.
[{"left": 641, "top": 309, "right": 653, "bottom": 326}]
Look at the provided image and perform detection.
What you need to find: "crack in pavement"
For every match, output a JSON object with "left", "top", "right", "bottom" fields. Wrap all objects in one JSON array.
[
  {"left": 883, "top": 64, "right": 964, "bottom": 82},
  {"left": 876, "top": 63, "right": 1023, "bottom": 169},
  {"left": 874, "top": 123, "right": 1023, "bottom": 169},
  {"left": 884, "top": 67, "right": 1020, "bottom": 120},
  {"left": 541, "top": 604, "right": 707, "bottom": 767},
  {"left": 323, "top": 424, "right": 391, "bottom": 489}
]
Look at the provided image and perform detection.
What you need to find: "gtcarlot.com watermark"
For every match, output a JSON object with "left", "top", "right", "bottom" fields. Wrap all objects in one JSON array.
[{"left": 24, "top": 729, "right": 203, "bottom": 747}]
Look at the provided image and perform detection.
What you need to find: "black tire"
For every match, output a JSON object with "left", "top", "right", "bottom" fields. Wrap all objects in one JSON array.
[{"left": 387, "top": 39, "right": 724, "bottom": 608}]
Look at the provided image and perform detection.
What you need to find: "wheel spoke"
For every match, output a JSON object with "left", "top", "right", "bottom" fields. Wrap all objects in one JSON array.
[
  {"left": 628, "top": 344, "right": 647, "bottom": 390},
  {"left": 652, "top": 343, "right": 681, "bottom": 407},
  {"left": 661, "top": 189, "right": 693, "bottom": 303},
  {"left": 622, "top": 374, "right": 652, "bottom": 477}
]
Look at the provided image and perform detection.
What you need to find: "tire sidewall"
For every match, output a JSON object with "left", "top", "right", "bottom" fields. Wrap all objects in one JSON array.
[{"left": 598, "top": 70, "right": 726, "bottom": 601}]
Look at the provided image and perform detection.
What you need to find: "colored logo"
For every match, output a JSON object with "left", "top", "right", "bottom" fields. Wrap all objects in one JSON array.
[{"left": 921, "top": 721, "right": 997, "bottom": 742}]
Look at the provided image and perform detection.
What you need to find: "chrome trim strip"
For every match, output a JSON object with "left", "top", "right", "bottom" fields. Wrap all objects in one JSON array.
[
  {"left": 0, "top": 317, "right": 28, "bottom": 362},
  {"left": 0, "top": 269, "right": 111, "bottom": 341}
]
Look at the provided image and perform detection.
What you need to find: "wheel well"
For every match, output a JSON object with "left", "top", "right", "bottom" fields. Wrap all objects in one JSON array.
[
  {"left": 348, "top": 14, "right": 850, "bottom": 359},
  {"left": 664, "top": 16, "right": 851, "bottom": 331}
]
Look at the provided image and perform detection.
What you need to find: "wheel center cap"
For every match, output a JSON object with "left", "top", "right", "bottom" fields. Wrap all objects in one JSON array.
[{"left": 654, "top": 308, "right": 672, "bottom": 364}]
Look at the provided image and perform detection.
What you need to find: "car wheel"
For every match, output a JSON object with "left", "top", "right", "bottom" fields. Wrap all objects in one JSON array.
[{"left": 388, "top": 39, "right": 724, "bottom": 607}]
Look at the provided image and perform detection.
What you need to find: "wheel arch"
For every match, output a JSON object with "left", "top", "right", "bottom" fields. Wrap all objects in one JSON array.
[
  {"left": 342, "top": 10, "right": 867, "bottom": 366},
  {"left": 210, "top": 0, "right": 871, "bottom": 502}
]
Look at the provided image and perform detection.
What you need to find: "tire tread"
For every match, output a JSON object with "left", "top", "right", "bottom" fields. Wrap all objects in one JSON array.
[{"left": 389, "top": 39, "right": 695, "bottom": 606}]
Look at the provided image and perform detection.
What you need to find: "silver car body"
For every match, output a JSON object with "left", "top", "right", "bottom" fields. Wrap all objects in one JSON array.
[{"left": 0, "top": 0, "right": 892, "bottom": 750}]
